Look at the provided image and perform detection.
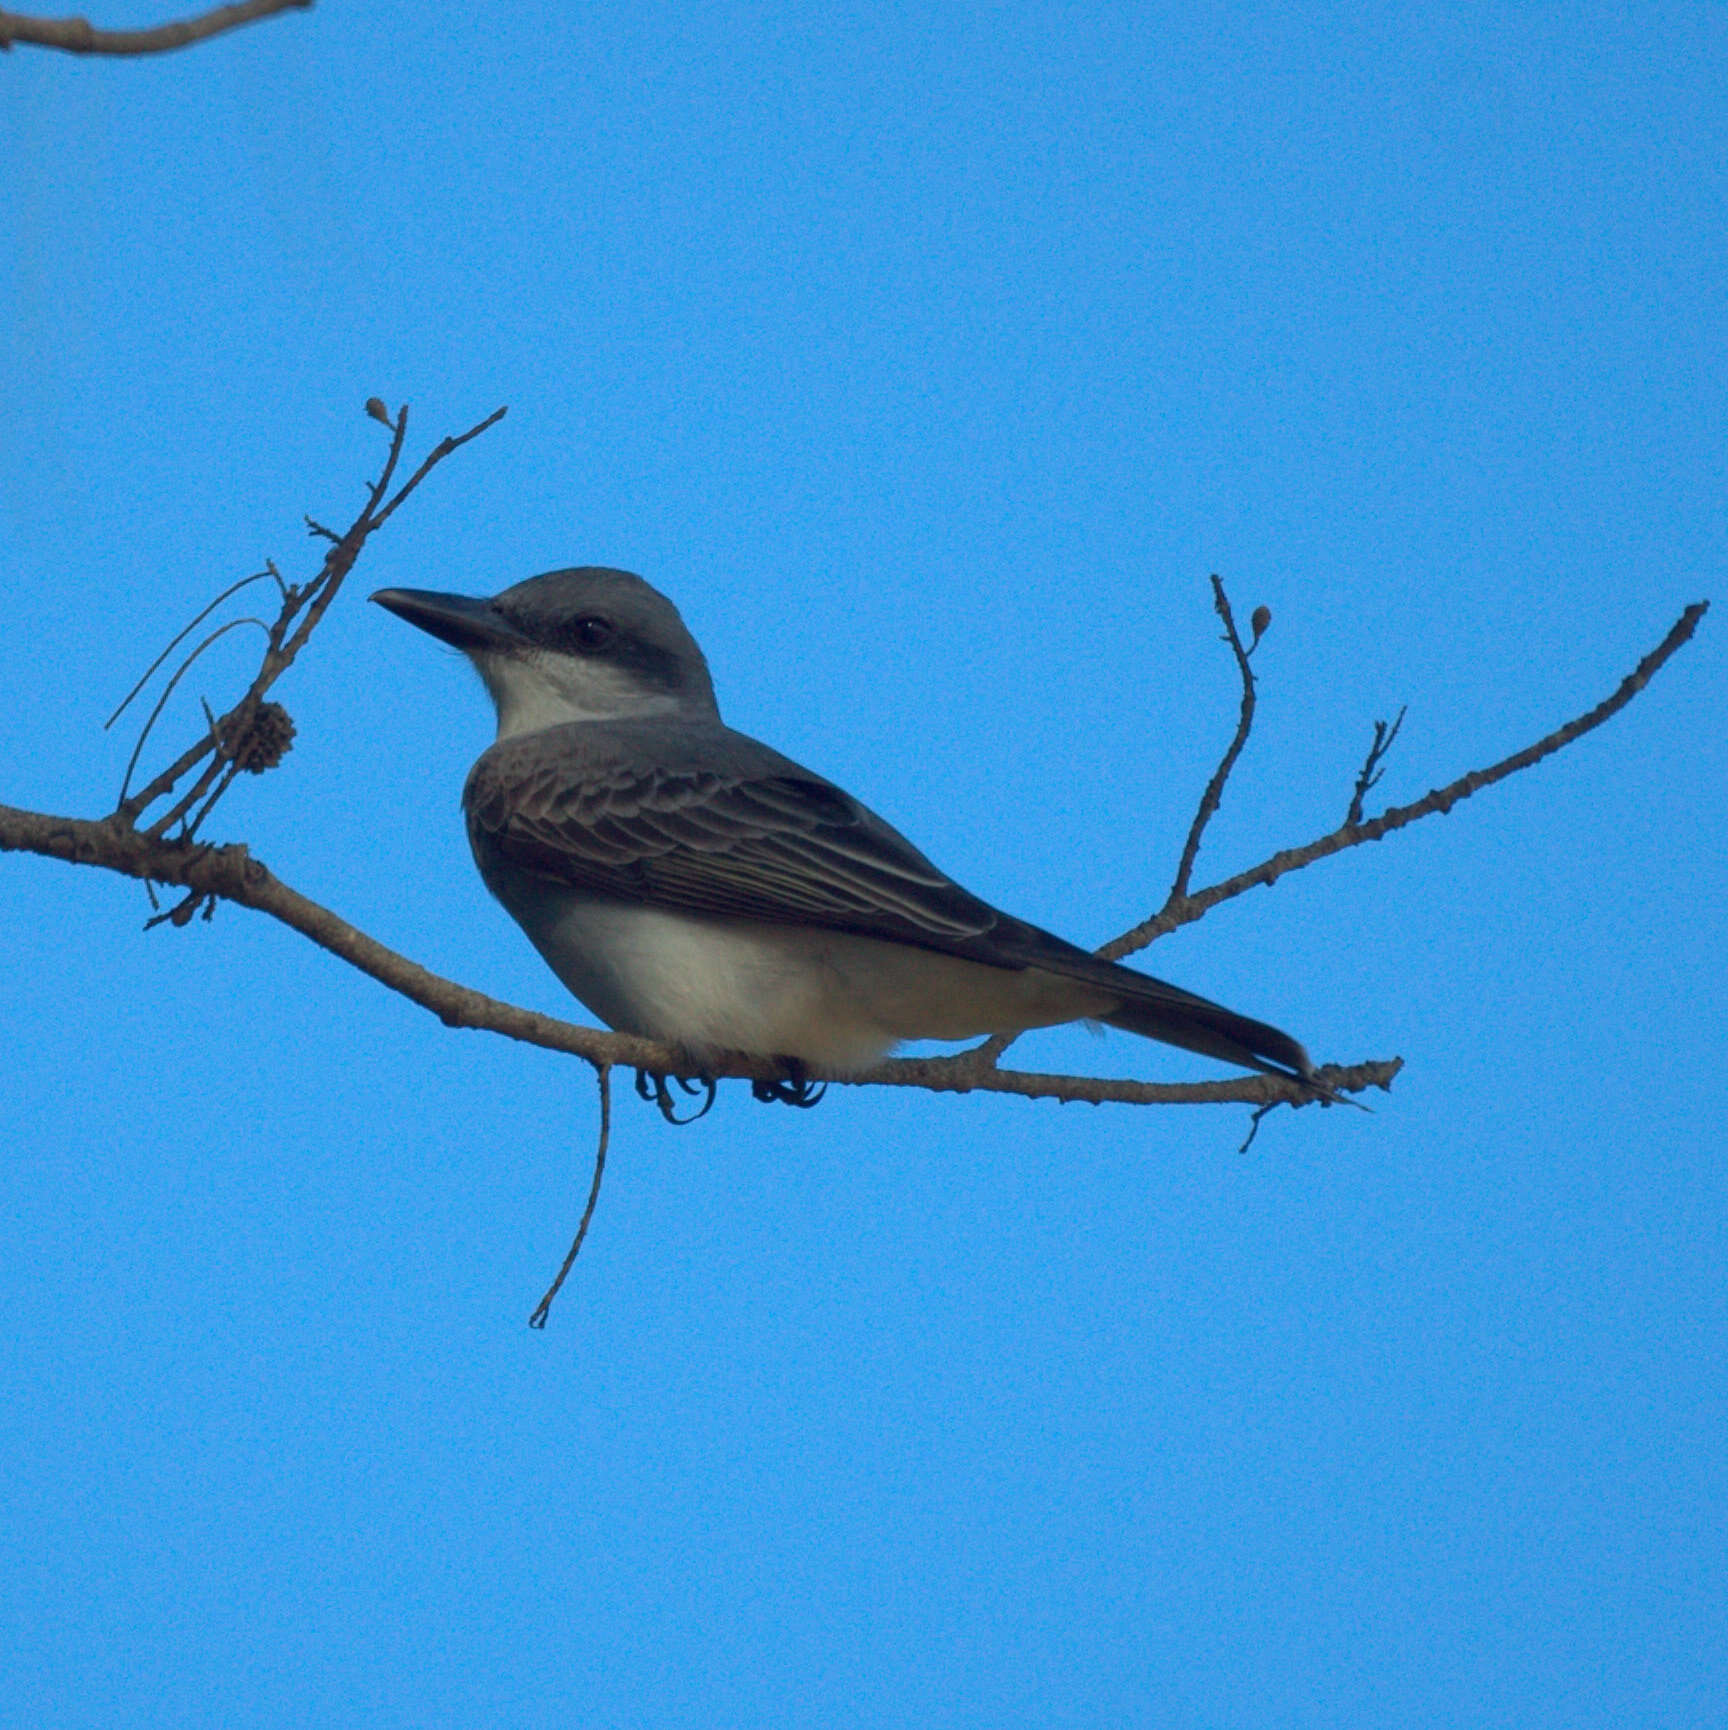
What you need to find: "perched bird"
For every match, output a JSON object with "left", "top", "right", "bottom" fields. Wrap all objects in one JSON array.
[{"left": 372, "top": 568, "right": 1317, "bottom": 1089}]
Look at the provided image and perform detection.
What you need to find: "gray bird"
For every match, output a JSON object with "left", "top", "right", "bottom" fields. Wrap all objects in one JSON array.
[{"left": 372, "top": 568, "right": 1316, "bottom": 1087}]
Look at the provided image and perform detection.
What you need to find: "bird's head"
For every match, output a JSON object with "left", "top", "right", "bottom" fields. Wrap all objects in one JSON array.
[{"left": 372, "top": 567, "right": 720, "bottom": 738}]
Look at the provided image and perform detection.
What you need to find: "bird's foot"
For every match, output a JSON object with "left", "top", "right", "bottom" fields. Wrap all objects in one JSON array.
[
  {"left": 634, "top": 1068, "right": 718, "bottom": 1124},
  {"left": 751, "top": 1061, "right": 827, "bottom": 1109}
]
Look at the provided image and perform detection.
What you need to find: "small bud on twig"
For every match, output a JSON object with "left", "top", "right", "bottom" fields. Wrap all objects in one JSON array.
[
  {"left": 365, "top": 397, "right": 392, "bottom": 426},
  {"left": 1249, "top": 605, "right": 1272, "bottom": 647}
]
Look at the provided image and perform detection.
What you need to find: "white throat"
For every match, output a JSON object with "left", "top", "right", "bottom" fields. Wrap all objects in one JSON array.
[{"left": 476, "top": 649, "right": 687, "bottom": 740}]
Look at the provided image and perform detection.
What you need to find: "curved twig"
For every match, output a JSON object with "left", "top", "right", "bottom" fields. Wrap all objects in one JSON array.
[
  {"left": 105, "top": 570, "right": 275, "bottom": 731},
  {"left": 115, "top": 616, "right": 270, "bottom": 808}
]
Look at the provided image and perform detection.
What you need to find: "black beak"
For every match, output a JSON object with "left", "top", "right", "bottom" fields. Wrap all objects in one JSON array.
[{"left": 370, "top": 588, "right": 525, "bottom": 653}]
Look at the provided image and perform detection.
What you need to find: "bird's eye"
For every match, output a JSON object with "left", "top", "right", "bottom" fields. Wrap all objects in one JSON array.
[{"left": 569, "top": 615, "right": 615, "bottom": 651}]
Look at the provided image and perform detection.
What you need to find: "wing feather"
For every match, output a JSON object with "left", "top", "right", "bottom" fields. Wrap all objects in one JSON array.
[{"left": 464, "top": 725, "right": 1000, "bottom": 946}]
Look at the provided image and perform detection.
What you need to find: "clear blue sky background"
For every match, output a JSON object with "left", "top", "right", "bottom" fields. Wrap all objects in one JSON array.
[{"left": 2, "top": 4, "right": 1723, "bottom": 1725}]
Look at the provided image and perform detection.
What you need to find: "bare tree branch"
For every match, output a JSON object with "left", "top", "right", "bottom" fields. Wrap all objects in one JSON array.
[
  {"left": 0, "top": 0, "right": 307, "bottom": 56},
  {"left": 1101, "top": 600, "right": 1710, "bottom": 961},
  {"left": 0, "top": 798, "right": 1394, "bottom": 1109},
  {"left": 113, "top": 402, "right": 502, "bottom": 842}
]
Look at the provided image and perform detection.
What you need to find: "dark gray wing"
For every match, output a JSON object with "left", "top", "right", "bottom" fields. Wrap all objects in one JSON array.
[{"left": 463, "top": 719, "right": 1009, "bottom": 951}]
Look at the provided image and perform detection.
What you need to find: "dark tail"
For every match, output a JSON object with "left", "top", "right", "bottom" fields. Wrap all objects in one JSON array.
[
  {"left": 1010, "top": 937, "right": 1313, "bottom": 1079},
  {"left": 965, "top": 914, "right": 1324, "bottom": 1089},
  {"left": 1098, "top": 981, "right": 1312, "bottom": 1081}
]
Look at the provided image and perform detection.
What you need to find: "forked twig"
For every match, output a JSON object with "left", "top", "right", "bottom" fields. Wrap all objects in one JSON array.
[
  {"left": 1345, "top": 706, "right": 1407, "bottom": 828},
  {"left": 529, "top": 1065, "right": 613, "bottom": 1329},
  {"left": 1102, "top": 600, "right": 1710, "bottom": 962},
  {"left": 111, "top": 401, "right": 505, "bottom": 839}
]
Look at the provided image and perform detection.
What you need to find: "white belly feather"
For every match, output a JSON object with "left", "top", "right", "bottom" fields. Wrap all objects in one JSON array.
[{"left": 494, "top": 891, "right": 1113, "bottom": 1072}]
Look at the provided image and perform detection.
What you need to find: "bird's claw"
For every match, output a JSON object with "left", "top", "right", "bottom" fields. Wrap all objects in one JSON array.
[
  {"left": 751, "top": 1063, "right": 827, "bottom": 1109},
  {"left": 634, "top": 1069, "right": 717, "bottom": 1124}
]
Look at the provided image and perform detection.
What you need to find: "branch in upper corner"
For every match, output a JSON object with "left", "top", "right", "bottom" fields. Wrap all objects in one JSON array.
[
  {"left": 1102, "top": 599, "right": 1710, "bottom": 962},
  {"left": 0, "top": 0, "right": 308, "bottom": 55},
  {"left": 1167, "top": 576, "right": 1266, "bottom": 904}
]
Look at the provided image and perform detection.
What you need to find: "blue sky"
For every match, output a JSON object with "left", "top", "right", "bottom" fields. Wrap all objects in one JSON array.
[{"left": 2, "top": 3, "right": 1723, "bottom": 1725}]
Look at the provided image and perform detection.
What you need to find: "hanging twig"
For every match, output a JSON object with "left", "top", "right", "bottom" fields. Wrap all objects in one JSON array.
[{"left": 529, "top": 1066, "right": 613, "bottom": 1329}]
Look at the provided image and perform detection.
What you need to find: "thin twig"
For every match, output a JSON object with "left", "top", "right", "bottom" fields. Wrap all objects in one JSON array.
[
  {"left": 1169, "top": 575, "right": 1261, "bottom": 903},
  {"left": 981, "top": 576, "right": 1265, "bottom": 1074},
  {"left": 181, "top": 759, "right": 244, "bottom": 842},
  {"left": 1102, "top": 600, "right": 1710, "bottom": 961},
  {"left": 142, "top": 886, "right": 212, "bottom": 930},
  {"left": 982, "top": 577, "right": 1265, "bottom": 1074},
  {"left": 358, "top": 403, "right": 409, "bottom": 518},
  {"left": 371, "top": 404, "right": 508, "bottom": 531},
  {"left": 529, "top": 1066, "right": 613, "bottom": 1329},
  {"left": 1238, "top": 1102, "right": 1277, "bottom": 1154},
  {"left": 1345, "top": 706, "right": 1407, "bottom": 828},
  {"left": 0, "top": 0, "right": 308, "bottom": 55}
]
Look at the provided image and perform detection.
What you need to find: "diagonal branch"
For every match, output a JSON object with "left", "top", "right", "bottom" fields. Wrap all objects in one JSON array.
[
  {"left": 0, "top": 0, "right": 307, "bottom": 55},
  {"left": 1102, "top": 600, "right": 1709, "bottom": 961}
]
